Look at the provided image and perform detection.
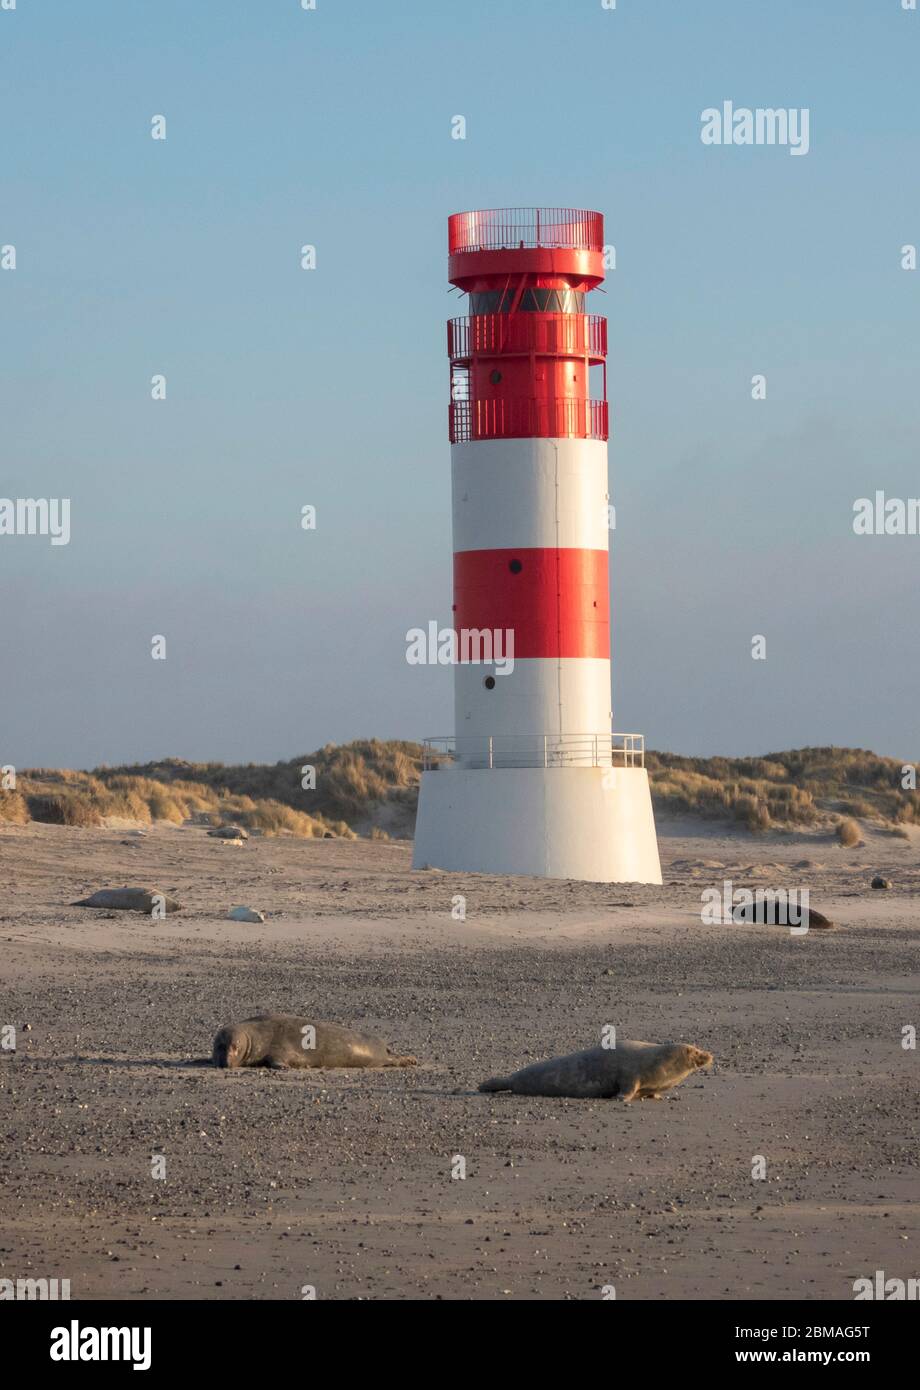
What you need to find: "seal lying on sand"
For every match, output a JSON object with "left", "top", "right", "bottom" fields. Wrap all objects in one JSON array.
[
  {"left": 212, "top": 1014, "right": 418, "bottom": 1070},
  {"left": 72, "top": 887, "right": 181, "bottom": 913},
  {"left": 479, "top": 1040, "right": 713, "bottom": 1102},
  {"left": 733, "top": 901, "right": 834, "bottom": 930}
]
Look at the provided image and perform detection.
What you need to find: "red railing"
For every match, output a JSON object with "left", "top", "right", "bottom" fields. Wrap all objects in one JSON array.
[
  {"left": 448, "top": 207, "right": 604, "bottom": 255},
  {"left": 448, "top": 313, "right": 606, "bottom": 362},
  {"left": 450, "top": 397, "right": 608, "bottom": 443}
]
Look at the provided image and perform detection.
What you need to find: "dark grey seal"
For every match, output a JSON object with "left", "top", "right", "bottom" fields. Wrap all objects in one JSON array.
[
  {"left": 212, "top": 1014, "right": 418, "bottom": 1070},
  {"left": 72, "top": 887, "right": 181, "bottom": 913},
  {"left": 479, "top": 1040, "right": 713, "bottom": 1102}
]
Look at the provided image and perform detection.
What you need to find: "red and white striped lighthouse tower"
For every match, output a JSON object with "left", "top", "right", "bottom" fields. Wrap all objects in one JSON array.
[{"left": 414, "top": 207, "right": 661, "bottom": 883}]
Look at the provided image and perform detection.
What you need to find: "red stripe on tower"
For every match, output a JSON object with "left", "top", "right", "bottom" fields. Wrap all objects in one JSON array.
[{"left": 453, "top": 548, "right": 610, "bottom": 659}]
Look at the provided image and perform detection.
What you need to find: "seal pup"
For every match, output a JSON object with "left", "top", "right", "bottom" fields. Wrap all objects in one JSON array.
[
  {"left": 479, "top": 1040, "right": 712, "bottom": 1102},
  {"left": 72, "top": 887, "right": 181, "bottom": 913},
  {"left": 212, "top": 1014, "right": 418, "bottom": 1070}
]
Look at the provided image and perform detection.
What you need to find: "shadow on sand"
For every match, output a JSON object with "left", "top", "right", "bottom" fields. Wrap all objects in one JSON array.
[
  {"left": 12, "top": 1057, "right": 483, "bottom": 1094},
  {"left": 12, "top": 1055, "right": 215, "bottom": 1070}
]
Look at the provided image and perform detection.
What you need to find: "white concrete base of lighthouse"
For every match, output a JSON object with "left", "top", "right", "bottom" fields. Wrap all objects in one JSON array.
[{"left": 412, "top": 766, "right": 662, "bottom": 884}]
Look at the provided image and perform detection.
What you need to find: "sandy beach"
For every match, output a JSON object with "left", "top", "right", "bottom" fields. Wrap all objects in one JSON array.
[{"left": 1, "top": 818, "right": 918, "bottom": 1301}]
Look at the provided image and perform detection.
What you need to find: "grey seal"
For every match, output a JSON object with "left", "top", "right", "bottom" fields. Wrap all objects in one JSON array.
[
  {"left": 212, "top": 1014, "right": 418, "bottom": 1070},
  {"left": 479, "top": 1039, "right": 713, "bottom": 1102},
  {"left": 72, "top": 887, "right": 181, "bottom": 913}
]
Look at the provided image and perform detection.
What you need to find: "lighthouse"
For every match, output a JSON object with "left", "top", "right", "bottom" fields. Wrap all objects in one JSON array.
[{"left": 413, "top": 207, "right": 661, "bottom": 884}]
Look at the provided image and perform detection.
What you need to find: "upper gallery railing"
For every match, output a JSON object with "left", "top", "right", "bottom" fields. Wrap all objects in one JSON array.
[{"left": 448, "top": 207, "right": 604, "bottom": 255}]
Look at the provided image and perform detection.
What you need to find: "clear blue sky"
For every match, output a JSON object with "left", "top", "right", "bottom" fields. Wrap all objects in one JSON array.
[{"left": 1, "top": 0, "right": 918, "bottom": 768}]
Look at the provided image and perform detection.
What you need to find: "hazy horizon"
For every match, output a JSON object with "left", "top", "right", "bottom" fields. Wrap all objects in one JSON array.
[{"left": 3, "top": 1, "right": 918, "bottom": 769}]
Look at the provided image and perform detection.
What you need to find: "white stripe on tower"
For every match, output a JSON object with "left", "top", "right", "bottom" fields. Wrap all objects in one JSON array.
[{"left": 452, "top": 436, "right": 612, "bottom": 755}]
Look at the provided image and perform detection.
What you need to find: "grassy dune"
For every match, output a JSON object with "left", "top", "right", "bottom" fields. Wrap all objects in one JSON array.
[
  {"left": 1, "top": 768, "right": 355, "bottom": 839},
  {"left": 646, "top": 747, "right": 920, "bottom": 833},
  {"left": 2, "top": 742, "right": 917, "bottom": 838}
]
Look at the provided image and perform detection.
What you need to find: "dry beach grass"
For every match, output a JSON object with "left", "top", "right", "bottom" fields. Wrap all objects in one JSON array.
[{"left": 5, "top": 742, "right": 919, "bottom": 843}]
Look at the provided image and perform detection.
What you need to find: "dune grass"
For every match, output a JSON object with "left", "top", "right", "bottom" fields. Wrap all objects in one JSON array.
[
  {"left": 103, "top": 740, "right": 424, "bottom": 823},
  {"left": 836, "top": 817, "right": 862, "bottom": 847},
  {"left": 7, "top": 743, "right": 917, "bottom": 837},
  {"left": 646, "top": 747, "right": 920, "bottom": 833},
  {"left": 13, "top": 767, "right": 354, "bottom": 840},
  {"left": 0, "top": 790, "right": 30, "bottom": 824}
]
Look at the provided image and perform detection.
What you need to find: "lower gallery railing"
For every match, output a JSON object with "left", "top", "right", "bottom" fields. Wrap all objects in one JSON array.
[
  {"left": 449, "top": 396, "right": 609, "bottom": 443},
  {"left": 421, "top": 733, "right": 645, "bottom": 771}
]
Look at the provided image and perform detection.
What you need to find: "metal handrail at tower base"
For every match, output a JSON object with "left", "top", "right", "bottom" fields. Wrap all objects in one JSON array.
[{"left": 422, "top": 733, "right": 645, "bottom": 771}]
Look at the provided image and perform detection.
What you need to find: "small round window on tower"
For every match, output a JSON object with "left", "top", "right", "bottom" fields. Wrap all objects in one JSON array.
[
  {"left": 483, "top": 676, "right": 496, "bottom": 690},
  {"left": 489, "top": 370, "right": 502, "bottom": 385},
  {"left": 508, "top": 558, "right": 522, "bottom": 574}
]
